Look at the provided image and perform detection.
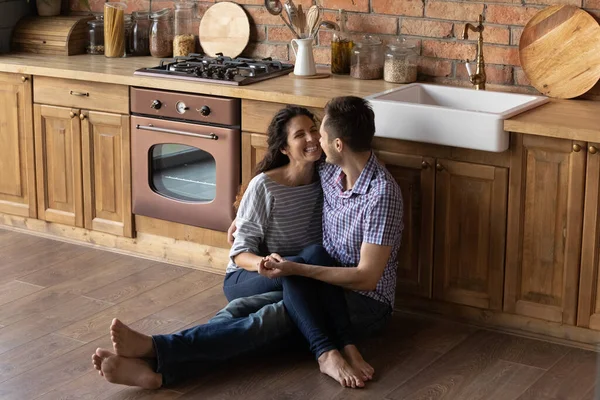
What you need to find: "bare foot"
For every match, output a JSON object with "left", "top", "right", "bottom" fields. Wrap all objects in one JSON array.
[
  {"left": 91, "top": 348, "right": 108, "bottom": 376},
  {"left": 96, "top": 347, "right": 162, "bottom": 389},
  {"left": 344, "top": 344, "right": 374, "bottom": 381},
  {"left": 318, "top": 349, "right": 365, "bottom": 388},
  {"left": 110, "top": 318, "right": 155, "bottom": 358}
]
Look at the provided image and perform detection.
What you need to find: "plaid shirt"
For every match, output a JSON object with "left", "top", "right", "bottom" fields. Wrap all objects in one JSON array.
[{"left": 319, "top": 153, "right": 404, "bottom": 307}]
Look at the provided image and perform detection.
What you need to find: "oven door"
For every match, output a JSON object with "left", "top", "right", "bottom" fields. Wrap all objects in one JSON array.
[{"left": 131, "top": 115, "right": 240, "bottom": 231}]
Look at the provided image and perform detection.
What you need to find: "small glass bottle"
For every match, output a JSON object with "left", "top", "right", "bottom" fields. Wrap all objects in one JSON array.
[
  {"left": 350, "top": 35, "right": 384, "bottom": 80},
  {"left": 330, "top": 9, "right": 352, "bottom": 75},
  {"left": 384, "top": 37, "right": 419, "bottom": 83},
  {"left": 130, "top": 11, "right": 151, "bottom": 56},
  {"left": 150, "top": 8, "right": 173, "bottom": 58},
  {"left": 173, "top": 1, "right": 195, "bottom": 57},
  {"left": 87, "top": 15, "right": 104, "bottom": 55}
]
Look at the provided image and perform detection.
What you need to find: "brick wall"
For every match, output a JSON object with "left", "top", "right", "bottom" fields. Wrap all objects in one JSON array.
[{"left": 72, "top": 0, "right": 600, "bottom": 95}]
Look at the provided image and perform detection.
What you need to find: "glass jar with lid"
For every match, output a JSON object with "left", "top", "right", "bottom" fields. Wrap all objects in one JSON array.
[
  {"left": 124, "top": 14, "right": 133, "bottom": 56},
  {"left": 173, "top": 1, "right": 195, "bottom": 57},
  {"left": 130, "top": 11, "right": 151, "bottom": 56},
  {"left": 330, "top": 9, "right": 352, "bottom": 75},
  {"left": 350, "top": 35, "right": 383, "bottom": 80},
  {"left": 150, "top": 8, "right": 173, "bottom": 58},
  {"left": 87, "top": 15, "right": 104, "bottom": 55},
  {"left": 104, "top": 2, "right": 127, "bottom": 58},
  {"left": 384, "top": 37, "right": 418, "bottom": 83}
]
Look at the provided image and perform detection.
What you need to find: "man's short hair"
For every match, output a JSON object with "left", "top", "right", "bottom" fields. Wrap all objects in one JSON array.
[{"left": 323, "top": 96, "right": 375, "bottom": 152}]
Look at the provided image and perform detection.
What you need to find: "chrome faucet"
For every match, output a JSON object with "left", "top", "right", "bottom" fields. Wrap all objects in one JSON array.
[{"left": 462, "top": 14, "right": 486, "bottom": 90}]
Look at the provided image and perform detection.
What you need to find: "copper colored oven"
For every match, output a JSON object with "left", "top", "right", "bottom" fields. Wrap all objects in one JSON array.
[{"left": 130, "top": 87, "right": 240, "bottom": 231}]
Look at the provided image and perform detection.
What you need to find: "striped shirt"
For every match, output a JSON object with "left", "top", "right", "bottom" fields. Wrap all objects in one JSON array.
[
  {"left": 319, "top": 153, "right": 404, "bottom": 307},
  {"left": 226, "top": 172, "right": 323, "bottom": 273}
]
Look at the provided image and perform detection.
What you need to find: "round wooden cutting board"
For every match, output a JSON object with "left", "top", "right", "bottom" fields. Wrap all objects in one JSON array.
[
  {"left": 199, "top": 2, "right": 250, "bottom": 58},
  {"left": 519, "top": 5, "right": 600, "bottom": 99}
]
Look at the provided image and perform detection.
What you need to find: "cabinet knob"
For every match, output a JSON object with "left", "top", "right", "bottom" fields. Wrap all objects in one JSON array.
[
  {"left": 21, "top": 76, "right": 28, "bottom": 82},
  {"left": 79, "top": 113, "right": 86, "bottom": 120},
  {"left": 589, "top": 146, "right": 598, "bottom": 154},
  {"left": 436, "top": 163, "right": 444, "bottom": 171},
  {"left": 421, "top": 161, "right": 430, "bottom": 169},
  {"left": 69, "top": 111, "right": 76, "bottom": 118},
  {"left": 573, "top": 144, "right": 582, "bottom": 152}
]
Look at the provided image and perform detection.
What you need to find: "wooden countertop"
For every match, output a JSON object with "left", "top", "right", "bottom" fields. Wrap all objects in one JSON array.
[{"left": 1, "top": 53, "right": 599, "bottom": 142}]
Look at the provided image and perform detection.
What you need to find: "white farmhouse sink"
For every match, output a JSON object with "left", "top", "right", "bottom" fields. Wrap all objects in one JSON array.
[{"left": 365, "top": 83, "right": 549, "bottom": 152}]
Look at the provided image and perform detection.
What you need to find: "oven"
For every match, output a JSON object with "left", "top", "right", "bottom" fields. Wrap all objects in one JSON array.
[{"left": 130, "top": 87, "right": 240, "bottom": 232}]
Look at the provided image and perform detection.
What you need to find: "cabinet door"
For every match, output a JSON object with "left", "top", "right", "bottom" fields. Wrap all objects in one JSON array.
[
  {"left": 433, "top": 159, "right": 508, "bottom": 310},
  {"left": 81, "top": 110, "right": 133, "bottom": 237},
  {"left": 375, "top": 150, "right": 435, "bottom": 299},
  {"left": 33, "top": 104, "right": 83, "bottom": 227},
  {"left": 241, "top": 132, "right": 268, "bottom": 187},
  {"left": 577, "top": 143, "right": 600, "bottom": 329},
  {"left": 505, "top": 135, "right": 586, "bottom": 324},
  {"left": 0, "top": 73, "right": 36, "bottom": 218}
]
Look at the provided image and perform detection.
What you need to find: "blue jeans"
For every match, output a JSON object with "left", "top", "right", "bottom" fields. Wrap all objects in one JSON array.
[{"left": 223, "top": 245, "right": 353, "bottom": 358}]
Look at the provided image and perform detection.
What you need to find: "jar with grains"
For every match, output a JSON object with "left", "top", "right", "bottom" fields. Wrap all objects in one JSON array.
[
  {"left": 87, "top": 15, "right": 104, "bottom": 55},
  {"left": 350, "top": 35, "right": 383, "bottom": 80},
  {"left": 130, "top": 11, "right": 151, "bottom": 56},
  {"left": 104, "top": 2, "right": 127, "bottom": 58},
  {"left": 173, "top": 1, "right": 195, "bottom": 57},
  {"left": 150, "top": 8, "right": 173, "bottom": 58},
  {"left": 384, "top": 37, "right": 418, "bottom": 84},
  {"left": 330, "top": 9, "right": 352, "bottom": 75}
]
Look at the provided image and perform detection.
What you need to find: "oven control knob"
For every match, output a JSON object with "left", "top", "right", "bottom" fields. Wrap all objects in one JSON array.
[
  {"left": 151, "top": 100, "right": 162, "bottom": 110},
  {"left": 199, "top": 105, "right": 211, "bottom": 116}
]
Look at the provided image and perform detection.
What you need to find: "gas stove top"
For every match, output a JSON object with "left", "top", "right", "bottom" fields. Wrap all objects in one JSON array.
[{"left": 134, "top": 53, "right": 295, "bottom": 86}]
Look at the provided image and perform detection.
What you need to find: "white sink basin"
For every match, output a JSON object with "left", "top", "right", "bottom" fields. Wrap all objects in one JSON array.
[{"left": 365, "top": 83, "right": 549, "bottom": 152}]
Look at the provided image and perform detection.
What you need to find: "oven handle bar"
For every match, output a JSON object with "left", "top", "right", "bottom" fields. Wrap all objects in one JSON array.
[{"left": 136, "top": 124, "right": 219, "bottom": 140}]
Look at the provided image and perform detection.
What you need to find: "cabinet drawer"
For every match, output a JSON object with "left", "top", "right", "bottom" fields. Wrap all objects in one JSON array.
[{"left": 34, "top": 76, "right": 129, "bottom": 114}]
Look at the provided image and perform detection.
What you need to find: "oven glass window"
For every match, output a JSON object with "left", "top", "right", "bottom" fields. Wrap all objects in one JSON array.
[{"left": 150, "top": 144, "right": 216, "bottom": 202}]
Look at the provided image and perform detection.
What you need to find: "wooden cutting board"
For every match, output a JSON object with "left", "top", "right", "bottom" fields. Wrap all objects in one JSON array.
[
  {"left": 199, "top": 2, "right": 250, "bottom": 58},
  {"left": 519, "top": 5, "right": 600, "bottom": 99}
]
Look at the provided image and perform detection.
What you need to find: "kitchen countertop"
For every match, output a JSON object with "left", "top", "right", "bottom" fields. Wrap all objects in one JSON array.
[{"left": 1, "top": 53, "right": 599, "bottom": 143}]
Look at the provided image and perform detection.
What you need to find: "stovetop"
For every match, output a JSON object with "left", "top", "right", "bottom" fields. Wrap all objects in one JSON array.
[{"left": 134, "top": 53, "right": 295, "bottom": 86}]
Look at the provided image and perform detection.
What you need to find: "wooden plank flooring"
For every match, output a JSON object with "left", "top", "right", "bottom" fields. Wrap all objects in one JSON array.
[{"left": 0, "top": 228, "right": 598, "bottom": 400}]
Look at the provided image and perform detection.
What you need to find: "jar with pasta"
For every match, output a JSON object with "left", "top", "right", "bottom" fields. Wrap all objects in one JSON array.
[
  {"left": 173, "top": 1, "right": 195, "bottom": 57},
  {"left": 104, "top": 2, "right": 127, "bottom": 58},
  {"left": 150, "top": 9, "right": 173, "bottom": 58}
]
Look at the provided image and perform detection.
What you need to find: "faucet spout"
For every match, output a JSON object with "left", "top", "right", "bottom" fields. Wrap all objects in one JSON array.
[{"left": 462, "top": 14, "right": 486, "bottom": 90}]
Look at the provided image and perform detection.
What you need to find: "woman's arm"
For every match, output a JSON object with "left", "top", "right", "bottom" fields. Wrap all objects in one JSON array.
[{"left": 232, "top": 252, "right": 263, "bottom": 271}]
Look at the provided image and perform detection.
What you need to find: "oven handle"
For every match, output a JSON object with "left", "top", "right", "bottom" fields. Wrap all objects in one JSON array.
[{"left": 135, "top": 124, "right": 219, "bottom": 140}]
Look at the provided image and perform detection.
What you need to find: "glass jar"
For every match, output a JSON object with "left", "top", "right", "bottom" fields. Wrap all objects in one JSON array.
[
  {"left": 173, "top": 1, "right": 195, "bottom": 57},
  {"left": 104, "top": 2, "right": 127, "bottom": 58},
  {"left": 130, "top": 11, "right": 151, "bottom": 56},
  {"left": 87, "top": 16, "right": 104, "bottom": 55},
  {"left": 384, "top": 37, "right": 418, "bottom": 83},
  {"left": 350, "top": 35, "right": 383, "bottom": 80},
  {"left": 124, "top": 14, "right": 133, "bottom": 56},
  {"left": 330, "top": 9, "right": 352, "bottom": 75},
  {"left": 150, "top": 8, "right": 173, "bottom": 58}
]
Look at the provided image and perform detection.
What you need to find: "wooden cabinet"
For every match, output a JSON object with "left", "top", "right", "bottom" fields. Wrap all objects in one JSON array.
[
  {"left": 505, "top": 135, "right": 586, "bottom": 324},
  {"left": 33, "top": 105, "right": 132, "bottom": 236},
  {"left": 241, "top": 131, "right": 268, "bottom": 187},
  {"left": 33, "top": 104, "right": 84, "bottom": 227},
  {"left": 0, "top": 73, "right": 36, "bottom": 218}
]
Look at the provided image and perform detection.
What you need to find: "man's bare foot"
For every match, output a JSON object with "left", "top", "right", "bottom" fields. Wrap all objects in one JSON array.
[
  {"left": 91, "top": 348, "right": 108, "bottom": 376},
  {"left": 95, "top": 347, "right": 162, "bottom": 389},
  {"left": 343, "top": 344, "right": 374, "bottom": 381},
  {"left": 317, "top": 349, "right": 364, "bottom": 388},
  {"left": 110, "top": 318, "right": 155, "bottom": 358}
]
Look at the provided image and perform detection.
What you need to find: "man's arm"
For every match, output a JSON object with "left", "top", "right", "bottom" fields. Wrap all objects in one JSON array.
[{"left": 262, "top": 242, "right": 392, "bottom": 291}]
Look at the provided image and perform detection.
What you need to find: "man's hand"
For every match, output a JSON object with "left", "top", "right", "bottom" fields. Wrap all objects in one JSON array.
[
  {"left": 258, "top": 255, "right": 296, "bottom": 279},
  {"left": 227, "top": 219, "right": 237, "bottom": 245}
]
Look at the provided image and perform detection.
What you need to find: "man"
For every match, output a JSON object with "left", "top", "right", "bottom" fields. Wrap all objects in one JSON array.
[{"left": 91, "top": 96, "right": 403, "bottom": 390}]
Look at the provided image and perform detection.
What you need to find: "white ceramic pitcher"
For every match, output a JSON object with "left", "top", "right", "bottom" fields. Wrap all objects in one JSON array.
[{"left": 290, "top": 38, "right": 317, "bottom": 76}]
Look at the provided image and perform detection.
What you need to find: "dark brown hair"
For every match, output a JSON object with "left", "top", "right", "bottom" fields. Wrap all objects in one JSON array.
[
  {"left": 234, "top": 105, "right": 318, "bottom": 210},
  {"left": 323, "top": 96, "right": 375, "bottom": 152}
]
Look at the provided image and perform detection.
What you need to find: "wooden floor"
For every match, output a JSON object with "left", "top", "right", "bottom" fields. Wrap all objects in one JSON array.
[{"left": 0, "top": 228, "right": 599, "bottom": 400}]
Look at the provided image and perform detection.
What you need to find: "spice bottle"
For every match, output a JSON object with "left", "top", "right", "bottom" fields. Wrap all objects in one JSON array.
[
  {"left": 173, "top": 1, "right": 196, "bottom": 57},
  {"left": 130, "top": 11, "right": 151, "bottom": 56},
  {"left": 150, "top": 8, "right": 173, "bottom": 58},
  {"left": 330, "top": 9, "right": 352, "bottom": 75},
  {"left": 384, "top": 37, "right": 418, "bottom": 83},
  {"left": 104, "top": 2, "right": 127, "bottom": 58},
  {"left": 350, "top": 35, "right": 383, "bottom": 80},
  {"left": 87, "top": 15, "right": 104, "bottom": 55}
]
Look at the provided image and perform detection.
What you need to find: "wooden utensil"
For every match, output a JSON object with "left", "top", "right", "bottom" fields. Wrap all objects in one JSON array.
[
  {"left": 199, "top": 2, "right": 250, "bottom": 58},
  {"left": 306, "top": 5, "right": 320, "bottom": 38},
  {"left": 519, "top": 5, "right": 600, "bottom": 99}
]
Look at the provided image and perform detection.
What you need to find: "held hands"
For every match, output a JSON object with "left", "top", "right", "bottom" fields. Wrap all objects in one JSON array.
[{"left": 257, "top": 253, "right": 294, "bottom": 279}]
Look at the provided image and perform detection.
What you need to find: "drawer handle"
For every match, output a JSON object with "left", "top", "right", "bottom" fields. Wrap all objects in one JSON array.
[
  {"left": 70, "top": 90, "right": 89, "bottom": 97},
  {"left": 69, "top": 111, "right": 76, "bottom": 118},
  {"left": 421, "top": 161, "right": 430, "bottom": 169},
  {"left": 21, "top": 76, "right": 28, "bottom": 82},
  {"left": 436, "top": 163, "right": 444, "bottom": 171},
  {"left": 573, "top": 144, "right": 581, "bottom": 152},
  {"left": 79, "top": 113, "right": 86, "bottom": 120},
  {"left": 590, "top": 146, "right": 598, "bottom": 155}
]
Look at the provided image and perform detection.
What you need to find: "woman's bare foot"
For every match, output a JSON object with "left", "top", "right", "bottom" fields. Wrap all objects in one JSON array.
[
  {"left": 317, "top": 349, "right": 364, "bottom": 388},
  {"left": 91, "top": 348, "right": 107, "bottom": 376},
  {"left": 343, "top": 344, "right": 374, "bottom": 381},
  {"left": 95, "top": 347, "right": 162, "bottom": 389},
  {"left": 110, "top": 318, "right": 155, "bottom": 358}
]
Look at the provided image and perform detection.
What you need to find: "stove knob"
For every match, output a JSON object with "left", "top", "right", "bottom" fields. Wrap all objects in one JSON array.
[
  {"left": 151, "top": 100, "right": 162, "bottom": 110},
  {"left": 199, "top": 105, "right": 211, "bottom": 116}
]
